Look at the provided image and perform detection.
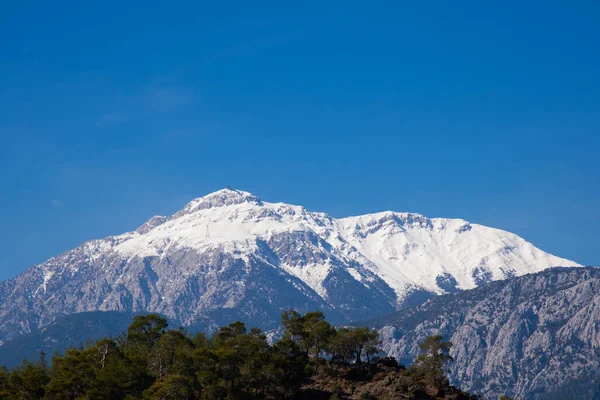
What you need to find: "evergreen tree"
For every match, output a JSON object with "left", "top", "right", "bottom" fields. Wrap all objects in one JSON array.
[
  {"left": 411, "top": 334, "right": 454, "bottom": 397},
  {"left": 126, "top": 314, "right": 169, "bottom": 359},
  {"left": 281, "top": 310, "right": 334, "bottom": 374},
  {"left": 269, "top": 338, "right": 308, "bottom": 398},
  {"left": 347, "top": 327, "right": 379, "bottom": 365},
  {"left": 142, "top": 374, "right": 193, "bottom": 400},
  {"left": 86, "top": 338, "right": 137, "bottom": 399},
  {"left": 328, "top": 327, "right": 356, "bottom": 366},
  {"left": 46, "top": 348, "right": 95, "bottom": 400},
  {"left": 148, "top": 329, "right": 193, "bottom": 379},
  {"left": 125, "top": 314, "right": 168, "bottom": 395},
  {"left": 3, "top": 356, "right": 49, "bottom": 400}
]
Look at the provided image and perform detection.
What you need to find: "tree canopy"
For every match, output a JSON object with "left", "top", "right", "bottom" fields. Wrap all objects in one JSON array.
[{"left": 0, "top": 312, "right": 478, "bottom": 399}]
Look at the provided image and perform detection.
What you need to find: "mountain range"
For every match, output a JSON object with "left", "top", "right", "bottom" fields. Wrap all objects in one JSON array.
[
  {"left": 0, "top": 188, "right": 579, "bottom": 347},
  {"left": 3, "top": 268, "right": 599, "bottom": 399}
]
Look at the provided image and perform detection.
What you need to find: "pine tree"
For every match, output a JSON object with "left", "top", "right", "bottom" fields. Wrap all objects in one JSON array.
[{"left": 411, "top": 334, "right": 454, "bottom": 396}]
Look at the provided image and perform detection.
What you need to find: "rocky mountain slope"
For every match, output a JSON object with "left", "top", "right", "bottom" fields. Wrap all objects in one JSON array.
[
  {"left": 0, "top": 188, "right": 578, "bottom": 346},
  {"left": 371, "top": 267, "right": 600, "bottom": 400}
]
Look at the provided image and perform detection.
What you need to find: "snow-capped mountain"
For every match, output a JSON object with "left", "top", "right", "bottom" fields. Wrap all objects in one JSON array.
[{"left": 0, "top": 188, "right": 579, "bottom": 345}]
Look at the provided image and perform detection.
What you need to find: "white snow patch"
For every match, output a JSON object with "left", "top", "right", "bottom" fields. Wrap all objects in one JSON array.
[{"left": 98, "top": 189, "right": 580, "bottom": 305}]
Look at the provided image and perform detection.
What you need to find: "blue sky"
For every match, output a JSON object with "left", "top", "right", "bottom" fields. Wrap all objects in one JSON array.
[{"left": 1, "top": 1, "right": 599, "bottom": 280}]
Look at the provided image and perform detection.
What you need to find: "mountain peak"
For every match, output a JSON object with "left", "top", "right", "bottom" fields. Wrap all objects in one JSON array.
[{"left": 175, "top": 188, "right": 262, "bottom": 216}]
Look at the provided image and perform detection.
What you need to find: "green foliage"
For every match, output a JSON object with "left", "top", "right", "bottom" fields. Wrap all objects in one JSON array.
[
  {"left": 148, "top": 330, "right": 193, "bottom": 379},
  {"left": 142, "top": 374, "right": 192, "bottom": 399},
  {"left": 0, "top": 312, "right": 477, "bottom": 399},
  {"left": 328, "top": 326, "right": 380, "bottom": 366},
  {"left": 281, "top": 309, "right": 335, "bottom": 374},
  {"left": 395, "top": 334, "right": 465, "bottom": 398},
  {"left": 269, "top": 338, "right": 308, "bottom": 397},
  {"left": 412, "top": 334, "right": 453, "bottom": 384},
  {"left": 46, "top": 347, "right": 95, "bottom": 399},
  {"left": 1, "top": 356, "right": 49, "bottom": 400},
  {"left": 126, "top": 314, "right": 169, "bottom": 362}
]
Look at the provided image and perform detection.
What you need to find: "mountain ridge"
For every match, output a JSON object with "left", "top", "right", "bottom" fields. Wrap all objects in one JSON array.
[{"left": 372, "top": 266, "right": 600, "bottom": 399}]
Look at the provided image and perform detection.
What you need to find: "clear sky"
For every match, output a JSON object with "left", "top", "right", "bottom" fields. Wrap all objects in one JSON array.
[{"left": 1, "top": 1, "right": 598, "bottom": 280}]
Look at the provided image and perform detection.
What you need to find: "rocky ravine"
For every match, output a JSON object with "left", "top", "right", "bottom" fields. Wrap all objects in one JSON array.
[
  {"left": 0, "top": 188, "right": 579, "bottom": 346},
  {"left": 372, "top": 267, "right": 600, "bottom": 400}
]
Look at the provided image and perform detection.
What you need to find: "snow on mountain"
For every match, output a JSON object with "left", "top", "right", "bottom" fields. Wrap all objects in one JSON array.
[{"left": 0, "top": 188, "right": 580, "bottom": 345}]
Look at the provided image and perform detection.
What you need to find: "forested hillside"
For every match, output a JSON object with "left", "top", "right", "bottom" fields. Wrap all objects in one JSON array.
[{"left": 0, "top": 312, "right": 481, "bottom": 399}]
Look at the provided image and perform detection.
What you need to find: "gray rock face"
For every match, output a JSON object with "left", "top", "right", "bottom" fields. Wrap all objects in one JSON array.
[
  {"left": 0, "top": 188, "right": 578, "bottom": 349},
  {"left": 372, "top": 267, "right": 600, "bottom": 400}
]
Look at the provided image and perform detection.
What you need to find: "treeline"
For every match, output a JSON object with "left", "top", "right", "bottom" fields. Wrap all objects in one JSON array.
[{"left": 0, "top": 311, "right": 481, "bottom": 399}]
